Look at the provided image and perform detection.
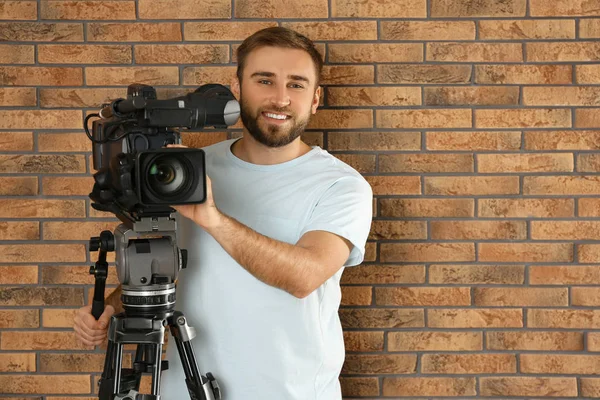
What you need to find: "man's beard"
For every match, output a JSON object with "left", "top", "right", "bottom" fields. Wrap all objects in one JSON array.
[{"left": 239, "top": 96, "right": 310, "bottom": 148}]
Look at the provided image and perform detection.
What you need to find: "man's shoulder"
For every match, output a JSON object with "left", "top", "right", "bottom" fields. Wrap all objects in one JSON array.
[{"left": 200, "top": 138, "right": 236, "bottom": 154}]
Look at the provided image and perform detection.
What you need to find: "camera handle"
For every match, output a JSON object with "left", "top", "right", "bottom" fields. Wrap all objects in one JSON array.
[{"left": 89, "top": 231, "right": 115, "bottom": 319}]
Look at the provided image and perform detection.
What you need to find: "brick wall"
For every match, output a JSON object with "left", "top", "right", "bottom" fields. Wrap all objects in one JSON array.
[{"left": 1, "top": 0, "right": 600, "bottom": 398}]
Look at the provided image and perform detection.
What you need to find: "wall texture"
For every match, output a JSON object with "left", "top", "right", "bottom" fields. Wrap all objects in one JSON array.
[{"left": 1, "top": 0, "right": 600, "bottom": 398}]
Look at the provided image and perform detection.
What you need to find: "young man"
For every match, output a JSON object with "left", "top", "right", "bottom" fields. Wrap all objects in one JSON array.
[{"left": 74, "top": 27, "right": 373, "bottom": 400}]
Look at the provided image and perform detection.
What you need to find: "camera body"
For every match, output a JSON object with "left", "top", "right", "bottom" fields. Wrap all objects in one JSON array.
[{"left": 87, "top": 83, "right": 240, "bottom": 219}]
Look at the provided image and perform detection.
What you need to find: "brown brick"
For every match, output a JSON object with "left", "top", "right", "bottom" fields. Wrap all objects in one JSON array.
[
  {"left": 525, "top": 176, "right": 600, "bottom": 195},
  {"left": 525, "top": 86, "right": 600, "bottom": 106},
  {"left": 182, "top": 66, "right": 236, "bottom": 86},
  {"left": 0, "top": 22, "right": 83, "bottom": 41},
  {"left": 531, "top": 0, "right": 600, "bottom": 16},
  {"left": 41, "top": 1, "right": 135, "bottom": 19},
  {"left": 43, "top": 309, "right": 77, "bottom": 328},
  {"left": 0, "top": 177, "right": 37, "bottom": 195},
  {"left": 0, "top": 244, "right": 85, "bottom": 263},
  {"left": 478, "top": 108, "right": 571, "bottom": 128},
  {"left": 380, "top": 198, "right": 473, "bottom": 218},
  {"left": 42, "top": 266, "right": 119, "bottom": 285},
  {"left": 367, "top": 176, "right": 421, "bottom": 195},
  {"left": 39, "top": 44, "right": 131, "bottom": 64},
  {"left": 376, "top": 287, "right": 470, "bottom": 306},
  {"left": 40, "top": 353, "right": 119, "bottom": 372},
  {"left": 480, "top": 377, "right": 577, "bottom": 397},
  {"left": 340, "top": 308, "right": 424, "bottom": 329},
  {"left": 185, "top": 21, "right": 275, "bottom": 41},
  {"left": 429, "top": 264, "right": 525, "bottom": 284},
  {"left": 332, "top": 0, "right": 425, "bottom": 17},
  {"left": 140, "top": 0, "right": 229, "bottom": 18},
  {"left": 425, "top": 86, "right": 519, "bottom": 106},
  {"left": 479, "top": 198, "right": 574, "bottom": 218},
  {"left": 580, "top": 198, "right": 600, "bottom": 217},
  {"left": 380, "top": 154, "right": 472, "bottom": 173},
  {"left": 582, "top": 378, "right": 600, "bottom": 397},
  {"left": 135, "top": 44, "right": 228, "bottom": 64},
  {"left": 529, "top": 42, "right": 600, "bottom": 61},
  {"left": 343, "top": 354, "right": 416, "bottom": 375},
  {"left": 0, "top": 132, "right": 33, "bottom": 151},
  {"left": 282, "top": 21, "right": 376, "bottom": 40},
  {"left": 577, "top": 108, "right": 600, "bottom": 128},
  {"left": 328, "top": 86, "right": 420, "bottom": 107},
  {"left": 0, "top": 44, "right": 34, "bottom": 63},
  {"left": 573, "top": 287, "right": 600, "bottom": 306},
  {"left": 429, "top": 308, "right": 523, "bottom": 328},
  {"left": 479, "top": 153, "right": 573, "bottom": 173},
  {"left": 0, "top": 155, "right": 85, "bottom": 173},
  {"left": 588, "top": 333, "right": 600, "bottom": 351},
  {"left": 341, "top": 286, "right": 372, "bottom": 306},
  {"left": 334, "top": 154, "right": 375, "bottom": 173},
  {"left": 343, "top": 331, "right": 383, "bottom": 352},
  {"left": 480, "top": 243, "right": 573, "bottom": 263},
  {"left": 531, "top": 265, "right": 600, "bottom": 285},
  {"left": 377, "top": 109, "right": 471, "bottom": 129},
  {"left": 321, "top": 65, "right": 374, "bottom": 85},
  {"left": 40, "top": 88, "right": 125, "bottom": 108},
  {"left": 389, "top": 331, "right": 481, "bottom": 351},
  {"left": 579, "top": 65, "right": 600, "bottom": 83},
  {"left": 529, "top": 309, "right": 600, "bottom": 328},
  {"left": 181, "top": 132, "right": 229, "bottom": 149},
  {"left": 1, "top": 331, "right": 91, "bottom": 351},
  {"left": 381, "top": 243, "right": 475, "bottom": 262},
  {"left": 423, "top": 354, "right": 516, "bottom": 374},
  {"left": 39, "top": 133, "right": 90, "bottom": 153},
  {"left": 307, "top": 109, "right": 372, "bottom": 129},
  {"left": 0, "top": 222, "right": 38, "bottom": 240},
  {"left": 236, "top": 0, "right": 325, "bottom": 18},
  {"left": 431, "top": 0, "right": 526, "bottom": 17},
  {"left": 0, "top": 287, "right": 83, "bottom": 306},
  {"left": 488, "top": 331, "right": 583, "bottom": 351},
  {"left": 526, "top": 130, "right": 600, "bottom": 150},
  {"left": 476, "top": 64, "right": 572, "bottom": 84},
  {"left": 43, "top": 221, "right": 119, "bottom": 241},
  {"left": 0, "top": 87, "right": 36, "bottom": 106},
  {"left": 330, "top": 44, "right": 423, "bottom": 63},
  {"left": 479, "top": 19, "right": 575, "bottom": 39},
  {"left": 88, "top": 22, "right": 181, "bottom": 42},
  {"left": 341, "top": 265, "right": 425, "bottom": 284},
  {"left": 86, "top": 66, "right": 179, "bottom": 86},
  {"left": 0, "top": 199, "right": 85, "bottom": 218},
  {"left": 581, "top": 18, "right": 600, "bottom": 38},
  {"left": 0, "top": 66, "right": 83, "bottom": 86},
  {"left": 533, "top": 221, "right": 600, "bottom": 240},
  {"left": 425, "top": 176, "right": 519, "bottom": 195},
  {"left": 0, "top": 1, "right": 37, "bottom": 20},
  {"left": 340, "top": 377, "right": 379, "bottom": 397},
  {"left": 428, "top": 131, "right": 521, "bottom": 151},
  {"left": 378, "top": 64, "right": 472, "bottom": 84},
  {"left": 381, "top": 21, "right": 474, "bottom": 40},
  {"left": 475, "top": 287, "right": 568, "bottom": 307},
  {"left": 580, "top": 244, "right": 600, "bottom": 263},
  {"left": 0, "top": 353, "right": 36, "bottom": 372},
  {"left": 328, "top": 131, "right": 420, "bottom": 151},
  {"left": 578, "top": 154, "right": 600, "bottom": 172},
  {"left": 431, "top": 220, "right": 526, "bottom": 240},
  {"left": 0, "top": 375, "right": 90, "bottom": 394},
  {"left": 0, "top": 309, "right": 38, "bottom": 328},
  {"left": 0, "top": 110, "right": 82, "bottom": 129},
  {"left": 383, "top": 377, "right": 476, "bottom": 397},
  {"left": 427, "top": 42, "right": 522, "bottom": 62},
  {"left": 0, "top": 266, "right": 37, "bottom": 284}
]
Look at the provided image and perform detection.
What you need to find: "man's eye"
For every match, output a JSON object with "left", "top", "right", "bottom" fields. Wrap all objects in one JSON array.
[
  {"left": 289, "top": 83, "right": 304, "bottom": 89},
  {"left": 258, "top": 80, "right": 272, "bottom": 85}
]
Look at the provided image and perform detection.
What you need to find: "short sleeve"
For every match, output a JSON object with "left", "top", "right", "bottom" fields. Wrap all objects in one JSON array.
[{"left": 299, "top": 176, "right": 373, "bottom": 267}]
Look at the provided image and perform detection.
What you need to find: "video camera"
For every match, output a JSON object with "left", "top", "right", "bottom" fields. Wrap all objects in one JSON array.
[{"left": 85, "top": 83, "right": 240, "bottom": 223}]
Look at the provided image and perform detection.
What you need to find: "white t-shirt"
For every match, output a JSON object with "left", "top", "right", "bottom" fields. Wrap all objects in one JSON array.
[{"left": 160, "top": 138, "right": 373, "bottom": 400}]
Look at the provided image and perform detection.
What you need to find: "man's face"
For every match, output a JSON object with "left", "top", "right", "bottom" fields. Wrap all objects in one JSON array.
[{"left": 233, "top": 46, "right": 321, "bottom": 148}]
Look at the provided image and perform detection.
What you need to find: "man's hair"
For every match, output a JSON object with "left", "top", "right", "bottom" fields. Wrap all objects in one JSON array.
[{"left": 236, "top": 27, "right": 324, "bottom": 88}]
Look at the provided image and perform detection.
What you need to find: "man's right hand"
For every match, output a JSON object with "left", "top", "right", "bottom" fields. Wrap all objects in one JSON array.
[{"left": 73, "top": 304, "right": 115, "bottom": 346}]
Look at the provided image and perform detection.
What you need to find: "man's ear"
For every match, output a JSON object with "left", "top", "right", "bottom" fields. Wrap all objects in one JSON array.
[
  {"left": 231, "top": 77, "right": 241, "bottom": 99},
  {"left": 311, "top": 86, "right": 322, "bottom": 114}
]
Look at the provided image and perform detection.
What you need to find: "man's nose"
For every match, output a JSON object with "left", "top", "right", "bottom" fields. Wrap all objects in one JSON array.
[{"left": 270, "top": 86, "right": 290, "bottom": 108}]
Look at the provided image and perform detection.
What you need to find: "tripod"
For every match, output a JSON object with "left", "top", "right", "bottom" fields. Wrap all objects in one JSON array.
[{"left": 89, "top": 216, "right": 221, "bottom": 400}]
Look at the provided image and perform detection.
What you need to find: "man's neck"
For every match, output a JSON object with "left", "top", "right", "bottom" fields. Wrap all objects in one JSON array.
[{"left": 232, "top": 134, "right": 312, "bottom": 165}]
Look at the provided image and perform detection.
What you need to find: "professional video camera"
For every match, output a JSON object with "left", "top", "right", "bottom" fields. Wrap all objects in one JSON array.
[{"left": 85, "top": 83, "right": 240, "bottom": 400}]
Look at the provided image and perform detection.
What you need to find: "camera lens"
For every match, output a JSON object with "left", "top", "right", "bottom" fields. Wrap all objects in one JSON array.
[{"left": 147, "top": 156, "right": 188, "bottom": 197}]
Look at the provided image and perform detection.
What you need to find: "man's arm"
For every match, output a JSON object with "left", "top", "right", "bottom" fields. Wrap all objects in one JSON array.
[{"left": 205, "top": 213, "right": 352, "bottom": 298}]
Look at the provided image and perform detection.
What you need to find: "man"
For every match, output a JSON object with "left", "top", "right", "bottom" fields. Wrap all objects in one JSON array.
[{"left": 73, "top": 27, "right": 373, "bottom": 400}]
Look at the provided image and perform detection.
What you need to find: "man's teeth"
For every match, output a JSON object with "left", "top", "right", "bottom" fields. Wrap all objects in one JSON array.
[{"left": 265, "top": 112, "right": 287, "bottom": 120}]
